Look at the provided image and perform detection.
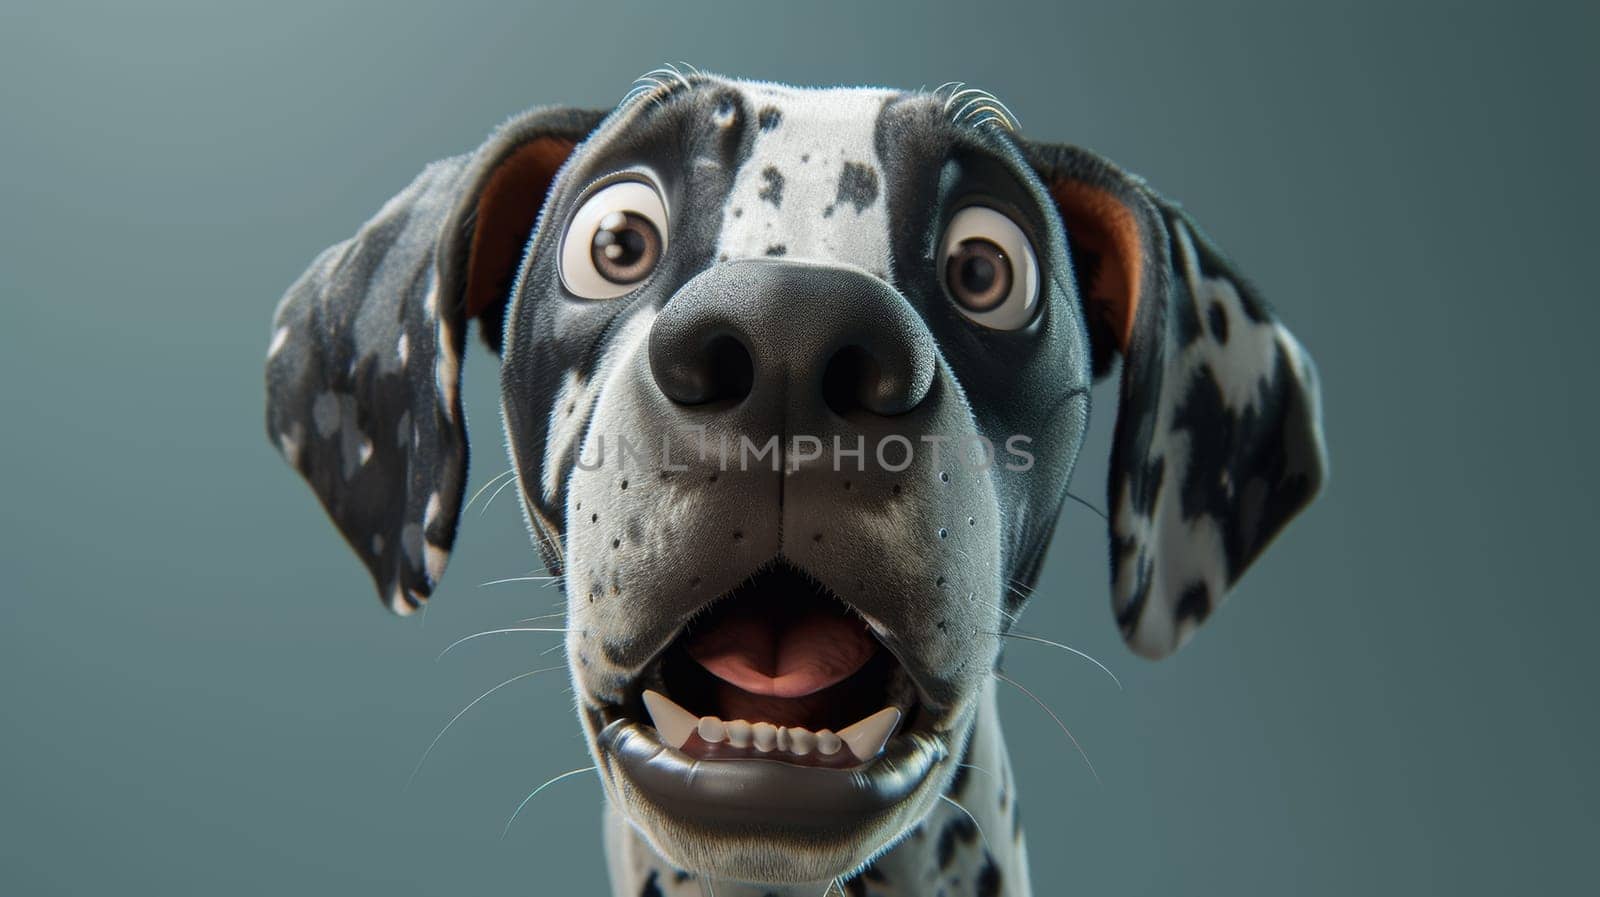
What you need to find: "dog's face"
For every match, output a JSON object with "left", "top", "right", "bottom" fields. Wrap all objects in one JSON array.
[{"left": 267, "top": 74, "right": 1324, "bottom": 884}]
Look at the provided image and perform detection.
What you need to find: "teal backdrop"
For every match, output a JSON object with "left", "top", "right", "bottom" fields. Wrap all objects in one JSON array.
[{"left": 2, "top": 1, "right": 1595, "bottom": 893}]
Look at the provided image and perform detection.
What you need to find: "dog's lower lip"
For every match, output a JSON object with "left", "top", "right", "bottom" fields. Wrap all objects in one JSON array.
[{"left": 597, "top": 716, "right": 946, "bottom": 835}]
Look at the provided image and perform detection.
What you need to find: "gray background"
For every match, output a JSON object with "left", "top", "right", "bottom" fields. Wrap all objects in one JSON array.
[{"left": 2, "top": 1, "right": 1594, "bottom": 893}]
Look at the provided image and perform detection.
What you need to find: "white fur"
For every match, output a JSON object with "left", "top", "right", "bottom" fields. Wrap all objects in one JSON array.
[{"left": 715, "top": 85, "right": 896, "bottom": 277}]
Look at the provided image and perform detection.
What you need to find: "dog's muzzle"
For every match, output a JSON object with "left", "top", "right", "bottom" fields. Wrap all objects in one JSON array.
[{"left": 563, "top": 260, "right": 1004, "bottom": 879}]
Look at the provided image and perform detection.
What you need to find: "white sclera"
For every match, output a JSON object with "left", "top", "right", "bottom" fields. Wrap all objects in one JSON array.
[
  {"left": 939, "top": 205, "right": 1040, "bottom": 331},
  {"left": 560, "top": 175, "right": 670, "bottom": 299}
]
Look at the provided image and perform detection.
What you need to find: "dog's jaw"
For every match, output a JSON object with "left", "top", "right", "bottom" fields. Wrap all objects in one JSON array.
[{"left": 600, "top": 680, "right": 1032, "bottom": 896}]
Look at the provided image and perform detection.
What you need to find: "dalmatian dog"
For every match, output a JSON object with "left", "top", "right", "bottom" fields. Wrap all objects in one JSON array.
[{"left": 265, "top": 70, "right": 1325, "bottom": 896}]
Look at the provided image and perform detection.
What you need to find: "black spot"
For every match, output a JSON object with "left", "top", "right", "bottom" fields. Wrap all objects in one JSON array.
[
  {"left": 765, "top": 243, "right": 787, "bottom": 257},
  {"left": 758, "top": 166, "right": 784, "bottom": 207},
  {"left": 1167, "top": 348, "right": 1319, "bottom": 581},
  {"left": 732, "top": 207, "right": 743, "bottom": 218},
  {"left": 936, "top": 815, "right": 979, "bottom": 869},
  {"left": 801, "top": 153, "right": 810, "bottom": 163},
  {"left": 601, "top": 639, "right": 632, "bottom": 667},
  {"left": 823, "top": 161, "right": 880, "bottom": 217},
  {"left": 758, "top": 106, "right": 782, "bottom": 130},
  {"left": 1208, "top": 300, "right": 1230, "bottom": 343},
  {"left": 639, "top": 870, "right": 663, "bottom": 897},
  {"left": 975, "top": 855, "right": 1002, "bottom": 897},
  {"left": 1176, "top": 581, "right": 1212, "bottom": 623},
  {"left": 1128, "top": 455, "right": 1165, "bottom": 516}
]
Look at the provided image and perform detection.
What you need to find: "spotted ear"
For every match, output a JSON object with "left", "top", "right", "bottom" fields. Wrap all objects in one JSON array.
[
  {"left": 265, "top": 106, "right": 607, "bottom": 614},
  {"left": 1028, "top": 143, "right": 1327, "bottom": 658}
]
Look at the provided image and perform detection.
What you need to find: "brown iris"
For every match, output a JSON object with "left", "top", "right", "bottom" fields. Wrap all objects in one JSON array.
[
  {"left": 944, "top": 238, "right": 1012, "bottom": 312},
  {"left": 591, "top": 210, "right": 663, "bottom": 284}
]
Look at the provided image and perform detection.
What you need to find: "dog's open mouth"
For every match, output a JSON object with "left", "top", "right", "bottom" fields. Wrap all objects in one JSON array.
[
  {"left": 639, "top": 562, "right": 918, "bottom": 767},
  {"left": 595, "top": 560, "right": 947, "bottom": 836}
]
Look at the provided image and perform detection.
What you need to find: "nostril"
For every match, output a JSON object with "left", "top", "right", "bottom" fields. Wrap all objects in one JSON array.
[
  {"left": 821, "top": 345, "right": 881, "bottom": 418},
  {"left": 703, "top": 334, "right": 755, "bottom": 404},
  {"left": 650, "top": 325, "right": 755, "bottom": 406}
]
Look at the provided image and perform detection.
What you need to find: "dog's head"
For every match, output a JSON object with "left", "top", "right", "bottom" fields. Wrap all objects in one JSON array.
[{"left": 267, "top": 73, "right": 1324, "bottom": 883}]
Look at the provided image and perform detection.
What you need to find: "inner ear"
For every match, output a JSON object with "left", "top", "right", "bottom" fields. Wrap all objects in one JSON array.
[
  {"left": 1047, "top": 179, "right": 1144, "bottom": 357},
  {"left": 462, "top": 136, "right": 578, "bottom": 352}
]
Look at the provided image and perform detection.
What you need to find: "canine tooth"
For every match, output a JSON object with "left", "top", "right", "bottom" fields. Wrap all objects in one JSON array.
[
  {"left": 838, "top": 707, "right": 901, "bottom": 762},
  {"left": 641, "top": 690, "right": 698, "bottom": 750},
  {"left": 697, "top": 716, "right": 726, "bottom": 743},
  {"left": 816, "top": 730, "right": 842, "bottom": 756},
  {"left": 752, "top": 722, "right": 778, "bottom": 752},
  {"left": 787, "top": 727, "right": 817, "bottom": 755},
  {"left": 725, "top": 719, "right": 752, "bottom": 748}
]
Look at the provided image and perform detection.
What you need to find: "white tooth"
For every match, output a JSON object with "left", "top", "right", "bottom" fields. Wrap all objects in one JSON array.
[
  {"left": 838, "top": 707, "right": 902, "bottom": 762},
  {"left": 816, "top": 730, "right": 842, "bottom": 756},
  {"left": 697, "top": 716, "right": 726, "bottom": 743},
  {"left": 787, "top": 727, "right": 817, "bottom": 755},
  {"left": 641, "top": 690, "right": 698, "bottom": 750},
  {"left": 725, "top": 719, "right": 752, "bottom": 748},
  {"left": 752, "top": 722, "right": 778, "bottom": 752},
  {"left": 775, "top": 727, "right": 792, "bottom": 752}
]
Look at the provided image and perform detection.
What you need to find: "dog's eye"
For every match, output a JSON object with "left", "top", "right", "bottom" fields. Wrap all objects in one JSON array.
[
  {"left": 939, "top": 206, "right": 1039, "bottom": 330},
  {"left": 561, "top": 177, "right": 669, "bottom": 299}
]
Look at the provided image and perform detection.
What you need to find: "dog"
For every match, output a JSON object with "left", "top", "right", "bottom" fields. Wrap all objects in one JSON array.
[{"left": 265, "top": 70, "right": 1325, "bottom": 896}]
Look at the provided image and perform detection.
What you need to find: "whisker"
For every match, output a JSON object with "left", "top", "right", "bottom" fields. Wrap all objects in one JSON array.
[
  {"left": 992, "top": 671, "right": 1100, "bottom": 784},
  {"left": 514, "top": 612, "right": 566, "bottom": 624},
  {"left": 480, "top": 575, "right": 561, "bottom": 588},
  {"left": 976, "top": 594, "right": 1020, "bottom": 624},
  {"left": 985, "top": 632, "right": 1123, "bottom": 691},
  {"left": 938, "top": 793, "right": 996, "bottom": 860},
  {"left": 479, "top": 474, "right": 520, "bottom": 517},
  {"left": 501, "top": 765, "right": 597, "bottom": 839},
  {"left": 958, "top": 761, "right": 998, "bottom": 785},
  {"left": 462, "top": 468, "right": 515, "bottom": 514},
  {"left": 436, "top": 627, "right": 568, "bottom": 661},
  {"left": 405, "top": 665, "right": 564, "bottom": 789},
  {"left": 1066, "top": 490, "right": 1108, "bottom": 521}
]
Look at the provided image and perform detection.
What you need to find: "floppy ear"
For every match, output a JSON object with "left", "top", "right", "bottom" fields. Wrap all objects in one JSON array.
[
  {"left": 1028, "top": 143, "right": 1327, "bottom": 658},
  {"left": 265, "top": 106, "right": 608, "bottom": 614}
]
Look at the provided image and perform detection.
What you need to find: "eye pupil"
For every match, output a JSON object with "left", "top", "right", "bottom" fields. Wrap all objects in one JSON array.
[
  {"left": 959, "top": 255, "right": 996, "bottom": 293},
  {"left": 945, "top": 238, "right": 1012, "bottom": 312},
  {"left": 591, "top": 211, "right": 662, "bottom": 284}
]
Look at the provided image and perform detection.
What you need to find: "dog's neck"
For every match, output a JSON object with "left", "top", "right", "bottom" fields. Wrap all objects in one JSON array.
[{"left": 604, "top": 683, "right": 1030, "bottom": 897}]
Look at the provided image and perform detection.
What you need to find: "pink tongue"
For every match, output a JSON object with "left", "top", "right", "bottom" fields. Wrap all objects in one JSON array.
[{"left": 684, "top": 602, "right": 877, "bottom": 699}]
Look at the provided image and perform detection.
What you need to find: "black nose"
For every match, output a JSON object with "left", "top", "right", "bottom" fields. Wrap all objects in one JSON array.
[{"left": 648, "top": 261, "right": 935, "bottom": 416}]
